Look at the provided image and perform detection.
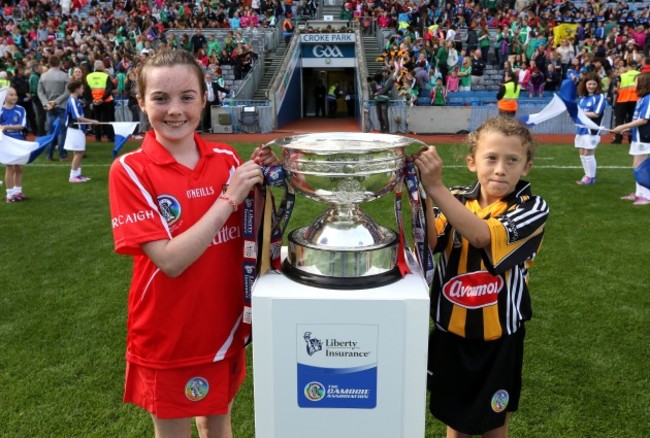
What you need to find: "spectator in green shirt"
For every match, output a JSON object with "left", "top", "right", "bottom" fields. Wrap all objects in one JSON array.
[
  {"left": 430, "top": 77, "right": 447, "bottom": 106},
  {"left": 28, "top": 61, "right": 45, "bottom": 136},
  {"left": 525, "top": 31, "right": 539, "bottom": 62},
  {"left": 207, "top": 34, "right": 221, "bottom": 57},
  {"left": 435, "top": 39, "right": 449, "bottom": 82},
  {"left": 459, "top": 57, "right": 472, "bottom": 92},
  {"left": 478, "top": 26, "right": 491, "bottom": 64}
]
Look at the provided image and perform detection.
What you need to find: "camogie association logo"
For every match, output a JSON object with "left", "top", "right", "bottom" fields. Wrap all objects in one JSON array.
[
  {"left": 185, "top": 376, "right": 209, "bottom": 402},
  {"left": 303, "top": 381, "right": 326, "bottom": 402},
  {"left": 491, "top": 389, "right": 509, "bottom": 413},
  {"left": 157, "top": 195, "right": 181, "bottom": 226},
  {"left": 303, "top": 332, "right": 323, "bottom": 356}
]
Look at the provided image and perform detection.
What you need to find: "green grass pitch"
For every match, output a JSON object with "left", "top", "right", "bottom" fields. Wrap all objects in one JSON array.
[{"left": 1, "top": 139, "right": 648, "bottom": 437}]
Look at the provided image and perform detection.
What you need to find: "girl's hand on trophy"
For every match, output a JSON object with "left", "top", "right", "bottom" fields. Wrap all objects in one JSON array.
[
  {"left": 252, "top": 144, "right": 281, "bottom": 167},
  {"left": 227, "top": 161, "right": 264, "bottom": 203}
]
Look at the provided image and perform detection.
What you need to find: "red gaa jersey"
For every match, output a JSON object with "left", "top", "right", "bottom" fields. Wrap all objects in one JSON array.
[{"left": 109, "top": 132, "right": 245, "bottom": 369}]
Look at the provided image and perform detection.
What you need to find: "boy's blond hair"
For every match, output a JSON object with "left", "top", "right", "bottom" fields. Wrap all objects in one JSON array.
[{"left": 467, "top": 117, "right": 536, "bottom": 162}]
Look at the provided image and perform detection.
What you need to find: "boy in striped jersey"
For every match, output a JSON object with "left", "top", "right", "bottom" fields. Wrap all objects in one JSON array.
[{"left": 415, "top": 117, "right": 549, "bottom": 437}]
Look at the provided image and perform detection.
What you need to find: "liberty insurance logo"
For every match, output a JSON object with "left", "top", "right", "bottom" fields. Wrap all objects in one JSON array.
[{"left": 303, "top": 332, "right": 323, "bottom": 356}]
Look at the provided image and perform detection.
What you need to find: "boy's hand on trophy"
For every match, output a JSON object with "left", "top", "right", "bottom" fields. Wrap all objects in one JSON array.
[{"left": 414, "top": 146, "right": 444, "bottom": 189}]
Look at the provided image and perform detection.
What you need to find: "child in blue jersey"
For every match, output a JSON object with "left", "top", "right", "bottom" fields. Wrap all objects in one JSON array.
[
  {"left": 1, "top": 87, "right": 28, "bottom": 202},
  {"left": 415, "top": 117, "right": 549, "bottom": 438},
  {"left": 611, "top": 72, "right": 650, "bottom": 205},
  {"left": 575, "top": 73, "right": 607, "bottom": 185},
  {"left": 63, "top": 80, "right": 98, "bottom": 183}
]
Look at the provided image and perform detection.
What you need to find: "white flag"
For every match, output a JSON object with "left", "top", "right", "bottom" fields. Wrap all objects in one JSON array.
[
  {"left": 0, "top": 132, "right": 40, "bottom": 165},
  {"left": 518, "top": 95, "right": 568, "bottom": 127}
]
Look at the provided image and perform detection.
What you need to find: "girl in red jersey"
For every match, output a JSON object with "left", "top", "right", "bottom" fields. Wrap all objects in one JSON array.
[
  {"left": 415, "top": 117, "right": 549, "bottom": 438},
  {"left": 108, "top": 49, "right": 273, "bottom": 438}
]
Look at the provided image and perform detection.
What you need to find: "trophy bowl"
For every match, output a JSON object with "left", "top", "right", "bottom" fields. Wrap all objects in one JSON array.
[{"left": 267, "top": 132, "right": 428, "bottom": 289}]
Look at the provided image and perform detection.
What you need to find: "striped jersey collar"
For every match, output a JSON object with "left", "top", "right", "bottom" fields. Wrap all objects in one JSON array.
[{"left": 462, "top": 179, "right": 533, "bottom": 204}]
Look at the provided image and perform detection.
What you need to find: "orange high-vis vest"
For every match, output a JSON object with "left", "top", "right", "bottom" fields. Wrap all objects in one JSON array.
[
  {"left": 86, "top": 71, "right": 113, "bottom": 102},
  {"left": 617, "top": 70, "right": 639, "bottom": 103},
  {"left": 498, "top": 82, "right": 520, "bottom": 112}
]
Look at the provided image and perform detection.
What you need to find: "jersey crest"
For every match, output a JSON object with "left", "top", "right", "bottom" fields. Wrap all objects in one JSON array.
[{"left": 157, "top": 194, "right": 181, "bottom": 226}]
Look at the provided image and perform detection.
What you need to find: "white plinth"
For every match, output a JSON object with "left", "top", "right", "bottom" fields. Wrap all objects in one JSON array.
[{"left": 252, "top": 265, "right": 430, "bottom": 438}]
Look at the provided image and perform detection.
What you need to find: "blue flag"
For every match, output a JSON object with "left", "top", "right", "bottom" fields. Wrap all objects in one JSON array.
[
  {"left": 634, "top": 158, "right": 650, "bottom": 190},
  {"left": 28, "top": 118, "right": 62, "bottom": 163},
  {"left": 518, "top": 79, "right": 608, "bottom": 131},
  {"left": 557, "top": 79, "right": 608, "bottom": 131},
  {"left": 111, "top": 122, "right": 139, "bottom": 158}
]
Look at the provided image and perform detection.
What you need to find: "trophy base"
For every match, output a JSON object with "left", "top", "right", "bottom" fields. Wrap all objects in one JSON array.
[
  {"left": 282, "top": 259, "right": 402, "bottom": 290},
  {"left": 283, "top": 226, "right": 400, "bottom": 289}
]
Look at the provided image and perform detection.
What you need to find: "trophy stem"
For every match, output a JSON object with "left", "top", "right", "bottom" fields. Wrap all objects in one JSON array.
[
  {"left": 285, "top": 202, "right": 400, "bottom": 288},
  {"left": 328, "top": 203, "right": 357, "bottom": 216},
  {"left": 320, "top": 204, "right": 366, "bottom": 226},
  {"left": 304, "top": 204, "right": 385, "bottom": 248}
]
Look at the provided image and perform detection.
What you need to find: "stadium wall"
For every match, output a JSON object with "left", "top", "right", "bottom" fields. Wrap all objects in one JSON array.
[{"left": 370, "top": 105, "right": 614, "bottom": 135}]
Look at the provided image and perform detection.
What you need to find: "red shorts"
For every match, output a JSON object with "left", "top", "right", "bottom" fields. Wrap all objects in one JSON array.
[{"left": 124, "top": 349, "right": 246, "bottom": 419}]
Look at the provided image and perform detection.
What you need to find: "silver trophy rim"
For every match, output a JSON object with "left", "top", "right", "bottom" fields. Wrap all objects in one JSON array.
[{"left": 266, "top": 132, "right": 421, "bottom": 153}]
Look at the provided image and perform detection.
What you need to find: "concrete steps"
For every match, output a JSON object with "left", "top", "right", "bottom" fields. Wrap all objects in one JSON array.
[
  {"left": 471, "top": 64, "right": 503, "bottom": 91},
  {"left": 363, "top": 36, "right": 384, "bottom": 76},
  {"left": 253, "top": 44, "right": 288, "bottom": 101},
  {"left": 320, "top": 2, "right": 342, "bottom": 19}
]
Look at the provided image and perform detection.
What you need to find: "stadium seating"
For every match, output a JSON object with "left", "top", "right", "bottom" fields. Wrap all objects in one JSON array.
[{"left": 416, "top": 90, "right": 555, "bottom": 107}]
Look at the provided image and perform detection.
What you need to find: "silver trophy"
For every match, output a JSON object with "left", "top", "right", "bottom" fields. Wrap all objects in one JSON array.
[{"left": 267, "top": 132, "right": 428, "bottom": 289}]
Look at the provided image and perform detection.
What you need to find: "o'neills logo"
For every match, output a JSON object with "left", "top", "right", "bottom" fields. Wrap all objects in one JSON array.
[{"left": 442, "top": 272, "right": 503, "bottom": 309}]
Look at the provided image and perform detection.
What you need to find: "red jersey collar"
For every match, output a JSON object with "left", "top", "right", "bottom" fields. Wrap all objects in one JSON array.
[{"left": 140, "top": 131, "right": 216, "bottom": 165}]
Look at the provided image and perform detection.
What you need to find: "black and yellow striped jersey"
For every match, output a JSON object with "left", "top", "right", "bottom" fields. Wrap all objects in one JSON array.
[{"left": 431, "top": 180, "right": 549, "bottom": 341}]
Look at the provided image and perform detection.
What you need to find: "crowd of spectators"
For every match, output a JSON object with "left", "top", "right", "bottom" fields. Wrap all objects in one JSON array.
[
  {"left": 4, "top": 0, "right": 650, "bottom": 131},
  {"left": 362, "top": 0, "right": 650, "bottom": 107},
  {"left": 0, "top": 0, "right": 296, "bottom": 136}
]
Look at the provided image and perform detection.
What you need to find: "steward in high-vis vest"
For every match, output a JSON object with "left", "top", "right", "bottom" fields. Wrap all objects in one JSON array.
[
  {"left": 86, "top": 60, "right": 115, "bottom": 142},
  {"left": 0, "top": 71, "right": 10, "bottom": 88},
  {"left": 327, "top": 83, "right": 340, "bottom": 118},
  {"left": 613, "top": 63, "right": 640, "bottom": 144},
  {"left": 617, "top": 67, "right": 640, "bottom": 104},
  {"left": 497, "top": 71, "right": 521, "bottom": 117}
]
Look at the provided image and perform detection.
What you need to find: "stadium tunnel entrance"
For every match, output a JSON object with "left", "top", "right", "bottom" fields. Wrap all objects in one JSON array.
[
  {"left": 275, "top": 33, "right": 360, "bottom": 128},
  {"left": 301, "top": 68, "right": 356, "bottom": 118}
]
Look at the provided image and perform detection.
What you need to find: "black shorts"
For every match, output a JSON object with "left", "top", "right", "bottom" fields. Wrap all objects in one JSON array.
[{"left": 427, "top": 326, "right": 525, "bottom": 435}]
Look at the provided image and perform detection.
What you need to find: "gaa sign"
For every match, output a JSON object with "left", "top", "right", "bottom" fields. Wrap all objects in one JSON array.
[
  {"left": 312, "top": 45, "right": 343, "bottom": 58},
  {"left": 300, "top": 43, "right": 355, "bottom": 59},
  {"left": 299, "top": 33, "right": 356, "bottom": 66}
]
